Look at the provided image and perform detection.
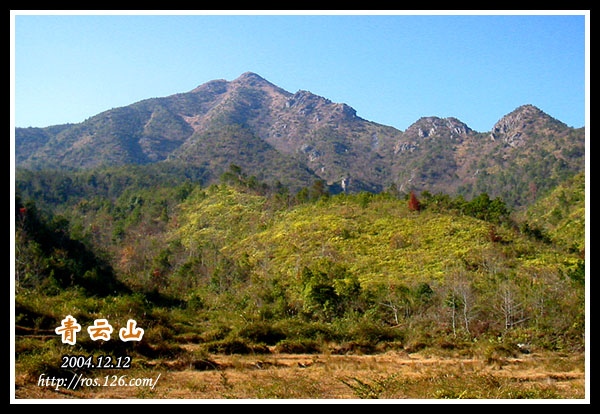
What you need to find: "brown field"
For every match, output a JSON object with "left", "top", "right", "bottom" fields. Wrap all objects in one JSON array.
[{"left": 14, "top": 348, "right": 586, "bottom": 400}]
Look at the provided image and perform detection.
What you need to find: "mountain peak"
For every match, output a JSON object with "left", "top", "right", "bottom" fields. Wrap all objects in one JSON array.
[
  {"left": 190, "top": 72, "right": 271, "bottom": 93},
  {"left": 405, "top": 116, "right": 472, "bottom": 139},
  {"left": 490, "top": 104, "right": 567, "bottom": 147},
  {"left": 522, "top": 104, "right": 542, "bottom": 111},
  {"left": 490, "top": 104, "right": 562, "bottom": 145},
  {"left": 234, "top": 72, "right": 270, "bottom": 85},
  {"left": 511, "top": 104, "right": 545, "bottom": 116},
  {"left": 496, "top": 104, "right": 548, "bottom": 123},
  {"left": 229, "top": 72, "right": 292, "bottom": 98},
  {"left": 237, "top": 71, "right": 264, "bottom": 80},
  {"left": 190, "top": 78, "right": 228, "bottom": 94}
]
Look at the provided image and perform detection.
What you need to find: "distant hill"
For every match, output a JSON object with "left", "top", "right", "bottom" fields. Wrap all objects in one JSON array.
[
  {"left": 15, "top": 72, "right": 585, "bottom": 206},
  {"left": 390, "top": 105, "right": 584, "bottom": 206}
]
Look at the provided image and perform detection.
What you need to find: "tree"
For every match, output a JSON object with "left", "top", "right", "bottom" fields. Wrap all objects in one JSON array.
[
  {"left": 461, "top": 193, "right": 509, "bottom": 223},
  {"left": 408, "top": 191, "right": 421, "bottom": 211},
  {"left": 311, "top": 179, "right": 329, "bottom": 200},
  {"left": 445, "top": 291, "right": 461, "bottom": 337},
  {"left": 295, "top": 187, "right": 309, "bottom": 204},
  {"left": 229, "top": 163, "right": 242, "bottom": 177},
  {"left": 445, "top": 271, "right": 477, "bottom": 336},
  {"left": 377, "top": 283, "right": 413, "bottom": 325},
  {"left": 300, "top": 259, "right": 359, "bottom": 320},
  {"left": 567, "top": 259, "right": 585, "bottom": 286},
  {"left": 386, "top": 183, "right": 402, "bottom": 199},
  {"left": 528, "top": 181, "right": 538, "bottom": 203},
  {"left": 300, "top": 265, "right": 340, "bottom": 320},
  {"left": 496, "top": 280, "right": 529, "bottom": 331}
]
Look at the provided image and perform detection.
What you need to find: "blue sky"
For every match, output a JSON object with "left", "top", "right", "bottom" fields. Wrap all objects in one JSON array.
[{"left": 12, "top": 12, "right": 587, "bottom": 132}]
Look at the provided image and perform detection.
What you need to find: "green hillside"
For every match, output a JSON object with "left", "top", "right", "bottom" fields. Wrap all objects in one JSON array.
[
  {"left": 15, "top": 168, "right": 585, "bottom": 369},
  {"left": 520, "top": 171, "right": 585, "bottom": 253},
  {"left": 219, "top": 193, "right": 569, "bottom": 285},
  {"left": 163, "top": 181, "right": 583, "bottom": 349}
]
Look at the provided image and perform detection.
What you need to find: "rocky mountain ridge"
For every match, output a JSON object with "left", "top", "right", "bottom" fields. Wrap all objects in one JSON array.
[{"left": 15, "top": 72, "right": 585, "bottom": 206}]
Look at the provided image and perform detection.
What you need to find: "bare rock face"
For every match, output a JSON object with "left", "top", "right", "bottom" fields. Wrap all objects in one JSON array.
[
  {"left": 404, "top": 116, "right": 472, "bottom": 140},
  {"left": 283, "top": 91, "right": 357, "bottom": 124},
  {"left": 286, "top": 90, "right": 325, "bottom": 109},
  {"left": 489, "top": 104, "right": 550, "bottom": 146},
  {"left": 394, "top": 116, "right": 472, "bottom": 154}
]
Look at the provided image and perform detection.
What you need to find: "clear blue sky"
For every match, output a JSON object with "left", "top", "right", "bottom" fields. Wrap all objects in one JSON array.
[{"left": 13, "top": 12, "right": 587, "bottom": 131}]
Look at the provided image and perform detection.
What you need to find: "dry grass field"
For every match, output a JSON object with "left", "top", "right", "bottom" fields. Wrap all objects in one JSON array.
[{"left": 14, "top": 348, "right": 586, "bottom": 400}]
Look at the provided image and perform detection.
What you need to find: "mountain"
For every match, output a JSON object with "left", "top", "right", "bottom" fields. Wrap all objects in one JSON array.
[
  {"left": 15, "top": 72, "right": 585, "bottom": 206},
  {"left": 390, "top": 104, "right": 585, "bottom": 206},
  {"left": 14, "top": 78, "right": 587, "bottom": 371}
]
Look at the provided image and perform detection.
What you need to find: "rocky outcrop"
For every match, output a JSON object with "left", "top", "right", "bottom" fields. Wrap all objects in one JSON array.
[
  {"left": 394, "top": 116, "right": 472, "bottom": 154},
  {"left": 489, "top": 104, "right": 553, "bottom": 146},
  {"left": 404, "top": 116, "right": 472, "bottom": 140}
]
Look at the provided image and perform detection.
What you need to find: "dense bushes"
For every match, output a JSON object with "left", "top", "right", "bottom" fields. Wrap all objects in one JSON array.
[
  {"left": 15, "top": 194, "right": 128, "bottom": 296},
  {"left": 418, "top": 191, "right": 509, "bottom": 224},
  {"left": 14, "top": 165, "right": 585, "bottom": 357}
]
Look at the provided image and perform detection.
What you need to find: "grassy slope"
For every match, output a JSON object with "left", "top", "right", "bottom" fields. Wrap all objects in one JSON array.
[
  {"left": 173, "top": 187, "right": 578, "bottom": 290},
  {"left": 520, "top": 171, "right": 585, "bottom": 252}
]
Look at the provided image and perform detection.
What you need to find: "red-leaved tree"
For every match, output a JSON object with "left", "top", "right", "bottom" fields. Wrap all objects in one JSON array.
[{"left": 408, "top": 191, "right": 421, "bottom": 211}]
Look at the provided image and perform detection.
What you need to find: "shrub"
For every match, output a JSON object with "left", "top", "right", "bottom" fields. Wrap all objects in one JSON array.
[
  {"left": 477, "top": 340, "right": 519, "bottom": 363},
  {"left": 143, "top": 324, "right": 176, "bottom": 344},
  {"left": 173, "top": 332, "right": 203, "bottom": 343},
  {"left": 198, "top": 325, "right": 232, "bottom": 343},
  {"left": 404, "top": 341, "right": 428, "bottom": 354},
  {"left": 236, "top": 321, "right": 286, "bottom": 345},
  {"left": 18, "top": 348, "right": 64, "bottom": 381},
  {"left": 18, "top": 342, "right": 90, "bottom": 387},
  {"left": 133, "top": 341, "right": 185, "bottom": 359},
  {"left": 274, "top": 338, "right": 321, "bottom": 354},
  {"left": 461, "top": 193, "right": 509, "bottom": 223},
  {"left": 349, "top": 320, "right": 405, "bottom": 343},
  {"left": 333, "top": 340, "right": 378, "bottom": 355},
  {"left": 273, "top": 319, "right": 337, "bottom": 342},
  {"left": 204, "top": 338, "right": 270, "bottom": 355}
]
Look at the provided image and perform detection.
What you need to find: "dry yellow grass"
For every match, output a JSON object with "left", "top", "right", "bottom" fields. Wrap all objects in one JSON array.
[{"left": 14, "top": 350, "right": 585, "bottom": 400}]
